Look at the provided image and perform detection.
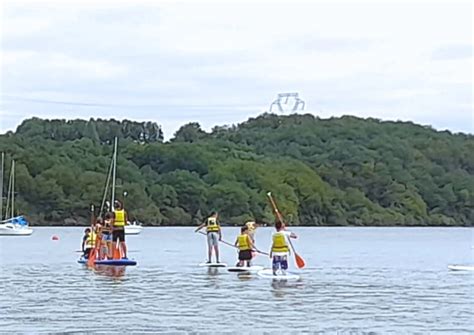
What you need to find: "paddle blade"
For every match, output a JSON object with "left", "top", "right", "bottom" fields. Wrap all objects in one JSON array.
[
  {"left": 295, "top": 253, "right": 305, "bottom": 269},
  {"left": 87, "top": 249, "right": 96, "bottom": 267},
  {"left": 112, "top": 239, "right": 121, "bottom": 259}
]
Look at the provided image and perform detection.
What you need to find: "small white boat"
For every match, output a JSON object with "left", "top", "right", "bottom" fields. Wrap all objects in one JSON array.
[
  {"left": 0, "top": 158, "right": 33, "bottom": 236},
  {"left": 448, "top": 265, "right": 474, "bottom": 271},
  {"left": 0, "top": 217, "right": 33, "bottom": 236},
  {"left": 125, "top": 221, "right": 143, "bottom": 235}
]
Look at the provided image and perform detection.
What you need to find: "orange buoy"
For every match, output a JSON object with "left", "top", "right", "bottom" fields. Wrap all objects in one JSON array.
[{"left": 52, "top": 235, "right": 59, "bottom": 241}]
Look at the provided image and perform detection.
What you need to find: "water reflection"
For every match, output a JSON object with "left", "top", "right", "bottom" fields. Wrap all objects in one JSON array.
[{"left": 92, "top": 265, "right": 127, "bottom": 278}]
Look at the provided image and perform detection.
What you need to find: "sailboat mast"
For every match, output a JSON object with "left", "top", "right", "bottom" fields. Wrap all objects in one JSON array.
[
  {"left": 0, "top": 152, "right": 4, "bottom": 220},
  {"left": 11, "top": 160, "right": 15, "bottom": 218},
  {"left": 111, "top": 137, "right": 118, "bottom": 206}
]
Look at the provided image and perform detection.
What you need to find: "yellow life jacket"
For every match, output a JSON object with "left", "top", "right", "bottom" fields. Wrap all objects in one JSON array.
[
  {"left": 114, "top": 210, "right": 125, "bottom": 227},
  {"left": 272, "top": 232, "right": 289, "bottom": 252},
  {"left": 238, "top": 234, "right": 250, "bottom": 251},
  {"left": 206, "top": 217, "right": 219, "bottom": 232},
  {"left": 86, "top": 231, "right": 97, "bottom": 249}
]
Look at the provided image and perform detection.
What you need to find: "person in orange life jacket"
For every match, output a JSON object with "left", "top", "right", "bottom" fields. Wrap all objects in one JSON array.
[
  {"left": 270, "top": 220, "right": 297, "bottom": 275},
  {"left": 235, "top": 225, "right": 254, "bottom": 267},
  {"left": 112, "top": 200, "right": 128, "bottom": 259},
  {"left": 195, "top": 211, "right": 222, "bottom": 263}
]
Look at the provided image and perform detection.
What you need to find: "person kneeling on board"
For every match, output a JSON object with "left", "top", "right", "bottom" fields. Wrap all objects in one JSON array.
[
  {"left": 82, "top": 228, "right": 96, "bottom": 259},
  {"left": 270, "top": 221, "right": 297, "bottom": 276},
  {"left": 235, "top": 225, "right": 254, "bottom": 267},
  {"left": 112, "top": 200, "right": 128, "bottom": 259},
  {"left": 195, "top": 211, "right": 222, "bottom": 264}
]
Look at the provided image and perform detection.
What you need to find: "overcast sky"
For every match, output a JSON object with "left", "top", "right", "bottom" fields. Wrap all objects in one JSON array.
[{"left": 1, "top": 0, "right": 472, "bottom": 139}]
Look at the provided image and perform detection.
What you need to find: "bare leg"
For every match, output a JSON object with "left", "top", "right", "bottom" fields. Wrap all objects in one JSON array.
[
  {"left": 107, "top": 242, "right": 113, "bottom": 259},
  {"left": 121, "top": 242, "right": 127, "bottom": 258},
  {"left": 207, "top": 244, "right": 212, "bottom": 263},
  {"left": 215, "top": 245, "right": 220, "bottom": 263}
]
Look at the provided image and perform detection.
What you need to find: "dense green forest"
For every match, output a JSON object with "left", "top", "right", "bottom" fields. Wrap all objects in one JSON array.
[{"left": 0, "top": 114, "right": 472, "bottom": 226}]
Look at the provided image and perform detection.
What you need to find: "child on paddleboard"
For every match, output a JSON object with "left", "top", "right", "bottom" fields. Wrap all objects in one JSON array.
[
  {"left": 81, "top": 228, "right": 95, "bottom": 259},
  {"left": 235, "top": 225, "right": 254, "bottom": 267},
  {"left": 102, "top": 213, "right": 113, "bottom": 259},
  {"left": 270, "top": 221, "right": 297, "bottom": 275},
  {"left": 195, "top": 211, "right": 222, "bottom": 263}
]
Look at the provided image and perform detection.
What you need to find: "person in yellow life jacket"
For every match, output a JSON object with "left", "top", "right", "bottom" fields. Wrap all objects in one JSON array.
[
  {"left": 195, "top": 211, "right": 222, "bottom": 263},
  {"left": 235, "top": 225, "right": 254, "bottom": 267},
  {"left": 270, "top": 221, "right": 297, "bottom": 275},
  {"left": 112, "top": 200, "right": 128, "bottom": 259},
  {"left": 244, "top": 220, "right": 260, "bottom": 244},
  {"left": 81, "top": 228, "right": 96, "bottom": 259}
]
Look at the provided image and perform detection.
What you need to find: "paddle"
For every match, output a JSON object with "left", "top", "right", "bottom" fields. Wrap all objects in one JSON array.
[
  {"left": 266, "top": 192, "right": 306, "bottom": 269},
  {"left": 197, "top": 230, "right": 269, "bottom": 256},
  {"left": 87, "top": 205, "right": 98, "bottom": 267}
]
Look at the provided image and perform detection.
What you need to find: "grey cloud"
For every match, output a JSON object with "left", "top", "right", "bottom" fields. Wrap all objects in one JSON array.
[{"left": 431, "top": 44, "right": 472, "bottom": 60}]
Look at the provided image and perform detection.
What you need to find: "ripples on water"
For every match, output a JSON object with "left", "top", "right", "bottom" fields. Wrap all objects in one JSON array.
[{"left": 0, "top": 227, "right": 472, "bottom": 333}]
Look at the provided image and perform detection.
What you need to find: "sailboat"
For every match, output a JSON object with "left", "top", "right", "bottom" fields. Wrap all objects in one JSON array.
[{"left": 0, "top": 155, "right": 33, "bottom": 236}]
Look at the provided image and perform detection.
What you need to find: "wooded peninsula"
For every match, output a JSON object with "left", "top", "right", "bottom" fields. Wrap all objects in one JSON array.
[{"left": 1, "top": 114, "right": 472, "bottom": 227}]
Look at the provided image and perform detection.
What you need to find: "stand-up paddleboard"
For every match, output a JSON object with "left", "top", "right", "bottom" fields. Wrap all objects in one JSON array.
[
  {"left": 227, "top": 265, "right": 264, "bottom": 273},
  {"left": 78, "top": 257, "right": 137, "bottom": 266},
  {"left": 257, "top": 268, "right": 300, "bottom": 280},
  {"left": 448, "top": 265, "right": 474, "bottom": 271},
  {"left": 199, "top": 262, "right": 227, "bottom": 268}
]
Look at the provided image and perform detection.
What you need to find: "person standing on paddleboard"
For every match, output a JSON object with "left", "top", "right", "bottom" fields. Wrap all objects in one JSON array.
[
  {"left": 112, "top": 200, "right": 128, "bottom": 259},
  {"left": 195, "top": 211, "right": 222, "bottom": 263},
  {"left": 270, "top": 221, "right": 297, "bottom": 275},
  {"left": 102, "top": 214, "right": 113, "bottom": 259},
  {"left": 82, "top": 228, "right": 95, "bottom": 259},
  {"left": 235, "top": 225, "right": 254, "bottom": 267}
]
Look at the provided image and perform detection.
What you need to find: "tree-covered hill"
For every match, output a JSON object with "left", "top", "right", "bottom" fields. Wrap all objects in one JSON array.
[{"left": 0, "top": 114, "right": 472, "bottom": 226}]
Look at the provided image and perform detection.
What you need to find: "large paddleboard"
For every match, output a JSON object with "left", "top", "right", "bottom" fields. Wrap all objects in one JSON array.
[
  {"left": 448, "top": 265, "right": 474, "bottom": 271},
  {"left": 227, "top": 265, "right": 264, "bottom": 273},
  {"left": 78, "top": 258, "right": 137, "bottom": 266},
  {"left": 257, "top": 268, "right": 300, "bottom": 280},
  {"left": 199, "top": 262, "right": 227, "bottom": 268}
]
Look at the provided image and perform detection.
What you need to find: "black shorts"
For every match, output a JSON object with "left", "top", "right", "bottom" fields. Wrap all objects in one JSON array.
[
  {"left": 113, "top": 229, "right": 125, "bottom": 242},
  {"left": 239, "top": 250, "right": 252, "bottom": 261},
  {"left": 84, "top": 248, "right": 93, "bottom": 258}
]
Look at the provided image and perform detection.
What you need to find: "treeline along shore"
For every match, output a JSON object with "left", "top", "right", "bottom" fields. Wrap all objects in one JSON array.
[{"left": 0, "top": 113, "right": 472, "bottom": 227}]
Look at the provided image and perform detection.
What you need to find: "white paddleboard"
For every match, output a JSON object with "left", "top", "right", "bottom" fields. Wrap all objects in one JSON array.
[
  {"left": 448, "top": 265, "right": 474, "bottom": 271},
  {"left": 199, "top": 262, "right": 227, "bottom": 268},
  {"left": 257, "top": 268, "right": 300, "bottom": 280},
  {"left": 227, "top": 265, "right": 264, "bottom": 273}
]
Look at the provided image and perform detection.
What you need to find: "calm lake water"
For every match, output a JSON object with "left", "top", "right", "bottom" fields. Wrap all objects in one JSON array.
[{"left": 0, "top": 227, "right": 473, "bottom": 333}]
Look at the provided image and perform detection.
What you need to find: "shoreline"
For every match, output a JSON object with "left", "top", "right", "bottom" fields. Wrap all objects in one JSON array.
[{"left": 23, "top": 225, "right": 473, "bottom": 228}]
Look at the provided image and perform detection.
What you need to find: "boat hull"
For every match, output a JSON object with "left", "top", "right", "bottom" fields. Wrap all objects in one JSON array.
[
  {"left": 0, "top": 224, "right": 33, "bottom": 236},
  {"left": 125, "top": 224, "right": 143, "bottom": 235}
]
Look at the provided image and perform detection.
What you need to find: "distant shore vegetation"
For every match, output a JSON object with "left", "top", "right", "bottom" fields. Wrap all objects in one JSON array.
[{"left": 1, "top": 114, "right": 472, "bottom": 227}]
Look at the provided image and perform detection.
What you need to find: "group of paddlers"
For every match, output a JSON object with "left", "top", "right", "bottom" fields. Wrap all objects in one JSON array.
[
  {"left": 195, "top": 211, "right": 298, "bottom": 275},
  {"left": 82, "top": 200, "right": 128, "bottom": 260},
  {"left": 81, "top": 193, "right": 301, "bottom": 275}
]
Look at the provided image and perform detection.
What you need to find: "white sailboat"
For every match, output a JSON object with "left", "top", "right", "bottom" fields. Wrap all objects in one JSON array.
[
  {"left": 0, "top": 156, "right": 33, "bottom": 236},
  {"left": 125, "top": 220, "right": 143, "bottom": 235}
]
